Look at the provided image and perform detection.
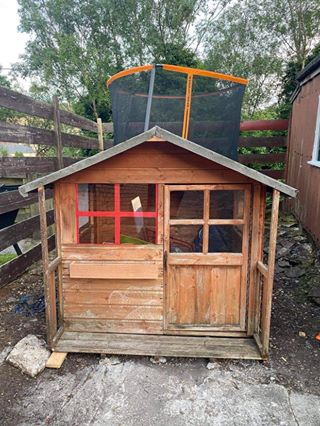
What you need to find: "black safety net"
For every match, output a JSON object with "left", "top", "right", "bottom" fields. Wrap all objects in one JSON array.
[{"left": 108, "top": 65, "right": 246, "bottom": 160}]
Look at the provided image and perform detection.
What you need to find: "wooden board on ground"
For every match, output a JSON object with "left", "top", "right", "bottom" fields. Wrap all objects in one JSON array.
[{"left": 46, "top": 351, "right": 68, "bottom": 369}]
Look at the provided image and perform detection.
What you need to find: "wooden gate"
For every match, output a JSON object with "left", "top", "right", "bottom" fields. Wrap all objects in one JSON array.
[{"left": 164, "top": 184, "right": 251, "bottom": 334}]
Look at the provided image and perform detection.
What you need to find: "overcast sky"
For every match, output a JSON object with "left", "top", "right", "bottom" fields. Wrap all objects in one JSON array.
[{"left": 0, "top": 0, "right": 28, "bottom": 75}]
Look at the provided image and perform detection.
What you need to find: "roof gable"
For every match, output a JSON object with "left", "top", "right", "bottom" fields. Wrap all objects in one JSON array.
[{"left": 19, "top": 126, "right": 297, "bottom": 198}]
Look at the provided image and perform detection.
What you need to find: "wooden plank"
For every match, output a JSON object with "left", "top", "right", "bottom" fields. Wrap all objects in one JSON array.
[
  {"left": 247, "top": 184, "right": 264, "bottom": 335},
  {"left": 54, "top": 332, "right": 262, "bottom": 359},
  {"left": 63, "top": 277, "right": 163, "bottom": 291},
  {"left": 46, "top": 352, "right": 67, "bottom": 369},
  {"left": 69, "top": 262, "right": 161, "bottom": 279},
  {"left": 0, "top": 121, "right": 101, "bottom": 149},
  {"left": 64, "top": 304, "right": 163, "bottom": 321},
  {"left": 61, "top": 168, "right": 252, "bottom": 185},
  {"left": 239, "top": 153, "right": 286, "bottom": 165},
  {"left": 261, "top": 189, "right": 280, "bottom": 356},
  {"left": 0, "top": 188, "right": 52, "bottom": 214},
  {"left": 239, "top": 136, "right": 287, "bottom": 148},
  {"left": 64, "top": 319, "right": 163, "bottom": 334},
  {"left": 61, "top": 244, "right": 162, "bottom": 261},
  {"left": 0, "top": 210, "right": 54, "bottom": 252},
  {"left": 48, "top": 257, "right": 61, "bottom": 274},
  {"left": 59, "top": 183, "right": 77, "bottom": 244},
  {"left": 0, "top": 234, "right": 55, "bottom": 288},
  {"left": 257, "top": 260, "right": 268, "bottom": 278},
  {"left": 0, "top": 86, "right": 98, "bottom": 132},
  {"left": 54, "top": 184, "right": 63, "bottom": 326},
  {"left": 240, "top": 119, "right": 288, "bottom": 131},
  {"left": 53, "top": 95, "right": 63, "bottom": 169},
  {"left": 38, "top": 186, "right": 56, "bottom": 345},
  {"left": 168, "top": 253, "right": 243, "bottom": 266},
  {"left": 0, "top": 157, "right": 80, "bottom": 178},
  {"left": 64, "top": 289, "right": 163, "bottom": 306}
]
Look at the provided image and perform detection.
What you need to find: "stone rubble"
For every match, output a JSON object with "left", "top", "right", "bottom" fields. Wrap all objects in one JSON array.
[{"left": 6, "top": 334, "right": 50, "bottom": 377}]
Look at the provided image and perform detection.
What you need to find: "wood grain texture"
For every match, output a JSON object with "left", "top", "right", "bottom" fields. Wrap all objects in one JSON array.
[
  {"left": 64, "top": 319, "right": 163, "bottom": 334},
  {"left": 69, "top": 261, "right": 161, "bottom": 279},
  {"left": 0, "top": 210, "right": 54, "bottom": 252},
  {"left": 59, "top": 183, "right": 77, "bottom": 244},
  {"left": 0, "top": 85, "right": 98, "bottom": 132},
  {"left": 260, "top": 189, "right": 280, "bottom": 356},
  {"left": 61, "top": 244, "right": 162, "bottom": 261},
  {"left": 53, "top": 331, "right": 263, "bottom": 359}
]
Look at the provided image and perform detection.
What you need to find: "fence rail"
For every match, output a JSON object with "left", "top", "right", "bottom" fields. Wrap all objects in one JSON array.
[{"left": 0, "top": 85, "right": 288, "bottom": 287}]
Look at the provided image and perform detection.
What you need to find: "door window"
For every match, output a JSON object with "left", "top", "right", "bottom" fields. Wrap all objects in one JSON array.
[{"left": 168, "top": 186, "right": 246, "bottom": 253}]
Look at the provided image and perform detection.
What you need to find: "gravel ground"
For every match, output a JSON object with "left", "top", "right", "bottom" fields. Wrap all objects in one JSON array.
[{"left": 0, "top": 214, "right": 319, "bottom": 425}]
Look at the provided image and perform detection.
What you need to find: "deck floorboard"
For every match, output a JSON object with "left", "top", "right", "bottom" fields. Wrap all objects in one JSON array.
[{"left": 53, "top": 331, "right": 263, "bottom": 360}]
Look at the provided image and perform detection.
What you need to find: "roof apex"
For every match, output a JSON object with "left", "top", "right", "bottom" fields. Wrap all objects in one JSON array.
[{"left": 19, "top": 126, "right": 297, "bottom": 198}]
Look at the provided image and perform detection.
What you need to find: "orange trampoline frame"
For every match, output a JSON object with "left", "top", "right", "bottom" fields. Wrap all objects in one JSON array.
[{"left": 106, "top": 64, "right": 248, "bottom": 139}]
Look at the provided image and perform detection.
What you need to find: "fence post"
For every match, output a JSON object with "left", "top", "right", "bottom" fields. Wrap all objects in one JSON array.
[
  {"left": 97, "top": 118, "right": 104, "bottom": 151},
  {"left": 53, "top": 95, "right": 64, "bottom": 169}
]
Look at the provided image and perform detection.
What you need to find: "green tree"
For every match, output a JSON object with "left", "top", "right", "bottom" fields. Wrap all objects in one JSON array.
[
  {"left": 15, "top": 0, "right": 213, "bottom": 120},
  {"left": 203, "top": 0, "right": 320, "bottom": 117}
]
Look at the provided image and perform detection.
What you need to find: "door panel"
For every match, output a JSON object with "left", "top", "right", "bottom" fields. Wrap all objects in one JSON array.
[{"left": 164, "top": 184, "right": 251, "bottom": 333}]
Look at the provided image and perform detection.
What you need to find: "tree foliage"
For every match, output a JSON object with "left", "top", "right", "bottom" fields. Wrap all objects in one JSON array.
[{"left": 14, "top": 0, "right": 320, "bottom": 119}]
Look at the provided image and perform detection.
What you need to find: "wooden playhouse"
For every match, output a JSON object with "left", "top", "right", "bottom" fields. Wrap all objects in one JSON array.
[{"left": 19, "top": 66, "right": 297, "bottom": 360}]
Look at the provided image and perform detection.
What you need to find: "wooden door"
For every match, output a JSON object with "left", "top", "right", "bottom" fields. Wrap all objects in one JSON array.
[{"left": 164, "top": 184, "right": 251, "bottom": 334}]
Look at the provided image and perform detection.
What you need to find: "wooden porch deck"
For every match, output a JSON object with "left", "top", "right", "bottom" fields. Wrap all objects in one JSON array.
[{"left": 53, "top": 331, "right": 263, "bottom": 360}]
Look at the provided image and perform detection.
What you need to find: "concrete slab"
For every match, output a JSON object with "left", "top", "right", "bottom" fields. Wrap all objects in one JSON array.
[{"left": 14, "top": 359, "right": 320, "bottom": 425}]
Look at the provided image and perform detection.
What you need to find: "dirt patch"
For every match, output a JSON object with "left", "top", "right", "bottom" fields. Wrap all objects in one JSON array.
[{"left": 0, "top": 214, "right": 319, "bottom": 425}]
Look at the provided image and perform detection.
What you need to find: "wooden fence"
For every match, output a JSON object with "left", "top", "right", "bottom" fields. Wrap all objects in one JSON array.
[{"left": 0, "top": 85, "right": 288, "bottom": 287}]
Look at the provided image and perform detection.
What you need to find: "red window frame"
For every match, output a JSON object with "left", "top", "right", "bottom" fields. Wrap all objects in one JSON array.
[{"left": 75, "top": 183, "right": 159, "bottom": 245}]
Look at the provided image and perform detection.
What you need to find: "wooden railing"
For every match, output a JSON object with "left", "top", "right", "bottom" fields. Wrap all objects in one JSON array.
[{"left": 0, "top": 85, "right": 288, "bottom": 287}]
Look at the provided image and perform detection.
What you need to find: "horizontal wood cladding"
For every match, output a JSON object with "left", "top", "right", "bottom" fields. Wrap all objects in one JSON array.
[
  {"left": 64, "top": 305, "right": 163, "bottom": 321},
  {"left": 64, "top": 319, "right": 162, "bottom": 334},
  {"left": 61, "top": 244, "right": 162, "bottom": 261},
  {"left": 168, "top": 253, "right": 243, "bottom": 266},
  {"left": 63, "top": 277, "right": 163, "bottom": 291},
  {"left": 64, "top": 289, "right": 163, "bottom": 305},
  {"left": 69, "top": 261, "right": 161, "bottom": 279},
  {"left": 60, "top": 168, "right": 251, "bottom": 184},
  {"left": 59, "top": 142, "right": 253, "bottom": 184},
  {"left": 61, "top": 242, "right": 164, "bottom": 333}
]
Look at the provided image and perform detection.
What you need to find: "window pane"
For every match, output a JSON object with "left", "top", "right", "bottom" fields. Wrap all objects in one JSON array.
[
  {"left": 170, "top": 191, "right": 203, "bottom": 219},
  {"left": 170, "top": 225, "right": 203, "bottom": 252},
  {"left": 210, "top": 190, "right": 244, "bottom": 219},
  {"left": 208, "top": 225, "right": 243, "bottom": 253},
  {"left": 79, "top": 217, "right": 114, "bottom": 244},
  {"left": 120, "top": 184, "right": 156, "bottom": 212},
  {"left": 78, "top": 184, "right": 114, "bottom": 211},
  {"left": 121, "top": 217, "right": 156, "bottom": 244}
]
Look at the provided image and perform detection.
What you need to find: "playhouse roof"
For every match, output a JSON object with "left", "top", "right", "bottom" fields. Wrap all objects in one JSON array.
[{"left": 19, "top": 126, "right": 297, "bottom": 198}]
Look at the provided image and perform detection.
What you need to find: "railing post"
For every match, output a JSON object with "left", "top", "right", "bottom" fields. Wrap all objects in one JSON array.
[
  {"left": 53, "top": 95, "right": 63, "bottom": 169},
  {"left": 97, "top": 117, "right": 104, "bottom": 151}
]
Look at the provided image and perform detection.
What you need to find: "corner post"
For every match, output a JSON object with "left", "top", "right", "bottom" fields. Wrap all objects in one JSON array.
[
  {"left": 38, "top": 186, "right": 56, "bottom": 344},
  {"left": 261, "top": 189, "right": 280, "bottom": 356}
]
